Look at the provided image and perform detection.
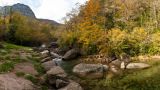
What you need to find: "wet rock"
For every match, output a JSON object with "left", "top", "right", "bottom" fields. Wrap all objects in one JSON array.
[
  {"left": 62, "top": 49, "right": 79, "bottom": 61},
  {"left": 121, "top": 62, "right": 151, "bottom": 69},
  {"left": 53, "top": 58, "right": 62, "bottom": 66},
  {"left": 73, "top": 63, "right": 109, "bottom": 79},
  {"left": 58, "top": 81, "right": 83, "bottom": 90},
  {"left": 42, "top": 61, "right": 57, "bottom": 71},
  {"left": 41, "top": 57, "right": 52, "bottom": 63}
]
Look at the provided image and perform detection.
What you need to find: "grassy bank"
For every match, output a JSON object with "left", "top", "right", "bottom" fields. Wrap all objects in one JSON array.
[{"left": 79, "top": 60, "right": 160, "bottom": 90}]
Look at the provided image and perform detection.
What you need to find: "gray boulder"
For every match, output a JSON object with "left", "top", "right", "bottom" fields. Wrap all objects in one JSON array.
[
  {"left": 42, "top": 61, "right": 56, "bottom": 71},
  {"left": 73, "top": 63, "right": 109, "bottom": 79},
  {"left": 62, "top": 49, "right": 79, "bottom": 61},
  {"left": 121, "top": 62, "right": 151, "bottom": 69}
]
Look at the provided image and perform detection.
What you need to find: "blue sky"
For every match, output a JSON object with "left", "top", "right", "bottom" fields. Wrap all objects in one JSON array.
[{"left": 0, "top": 0, "right": 87, "bottom": 22}]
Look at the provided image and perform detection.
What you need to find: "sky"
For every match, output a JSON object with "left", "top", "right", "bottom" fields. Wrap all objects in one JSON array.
[{"left": 0, "top": 0, "right": 87, "bottom": 23}]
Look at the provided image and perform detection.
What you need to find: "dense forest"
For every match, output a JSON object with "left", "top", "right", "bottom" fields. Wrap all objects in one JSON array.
[
  {"left": 1, "top": 0, "right": 160, "bottom": 90},
  {"left": 59, "top": 0, "right": 160, "bottom": 57}
]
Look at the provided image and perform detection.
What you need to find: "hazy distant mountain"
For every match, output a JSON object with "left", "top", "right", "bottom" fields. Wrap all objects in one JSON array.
[{"left": 0, "top": 3, "right": 61, "bottom": 26}]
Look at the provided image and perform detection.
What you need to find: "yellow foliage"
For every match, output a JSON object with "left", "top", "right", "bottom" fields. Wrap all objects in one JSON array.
[
  {"left": 107, "top": 28, "right": 126, "bottom": 47},
  {"left": 129, "top": 27, "right": 148, "bottom": 43}
]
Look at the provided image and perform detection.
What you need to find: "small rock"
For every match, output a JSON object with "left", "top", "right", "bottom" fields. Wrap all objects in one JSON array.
[
  {"left": 58, "top": 81, "right": 83, "bottom": 90},
  {"left": 50, "top": 52, "right": 62, "bottom": 59},
  {"left": 47, "top": 66, "right": 67, "bottom": 77},
  {"left": 110, "top": 59, "right": 122, "bottom": 68},
  {"left": 121, "top": 62, "right": 151, "bottom": 69},
  {"left": 110, "top": 65, "right": 122, "bottom": 75},
  {"left": 40, "top": 50, "right": 49, "bottom": 58},
  {"left": 41, "top": 57, "right": 52, "bottom": 63},
  {"left": 42, "top": 61, "right": 57, "bottom": 71}
]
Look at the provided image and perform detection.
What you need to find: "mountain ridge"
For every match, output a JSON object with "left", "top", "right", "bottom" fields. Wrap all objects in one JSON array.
[{"left": 0, "top": 3, "right": 61, "bottom": 26}]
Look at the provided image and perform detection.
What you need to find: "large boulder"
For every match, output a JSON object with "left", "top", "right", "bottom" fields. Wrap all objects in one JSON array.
[
  {"left": 58, "top": 81, "right": 83, "bottom": 90},
  {"left": 42, "top": 61, "right": 57, "bottom": 71},
  {"left": 62, "top": 49, "right": 79, "bottom": 61},
  {"left": 46, "top": 66, "right": 68, "bottom": 85},
  {"left": 121, "top": 62, "right": 151, "bottom": 69},
  {"left": 73, "top": 63, "right": 109, "bottom": 79}
]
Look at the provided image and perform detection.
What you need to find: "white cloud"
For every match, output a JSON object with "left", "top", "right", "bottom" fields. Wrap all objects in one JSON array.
[
  {"left": 34, "top": 0, "right": 87, "bottom": 22},
  {"left": 0, "top": 0, "right": 87, "bottom": 22},
  {"left": 0, "top": 0, "right": 20, "bottom": 6}
]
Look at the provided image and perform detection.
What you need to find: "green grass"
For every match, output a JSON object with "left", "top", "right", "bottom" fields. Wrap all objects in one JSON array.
[
  {"left": 79, "top": 61, "right": 160, "bottom": 90},
  {"left": 24, "top": 74, "right": 38, "bottom": 84},
  {"left": 16, "top": 72, "right": 25, "bottom": 77},
  {"left": 3, "top": 42, "right": 31, "bottom": 50},
  {"left": 0, "top": 61, "right": 14, "bottom": 73}
]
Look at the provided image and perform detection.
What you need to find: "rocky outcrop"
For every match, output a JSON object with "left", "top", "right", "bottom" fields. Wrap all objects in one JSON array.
[
  {"left": 14, "top": 62, "right": 38, "bottom": 75},
  {"left": 37, "top": 46, "right": 83, "bottom": 89},
  {"left": 0, "top": 73, "right": 38, "bottom": 90},
  {"left": 62, "top": 49, "right": 80, "bottom": 61},
  {"left": 0, "top": 3, "right": 61, "bottom": 26},
  {"left": 0, "top": 3, "right": 35, "bottom": 18},
  {"left": 73, "top": 63, "right": 109, "bottom": 79}
]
